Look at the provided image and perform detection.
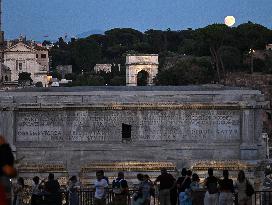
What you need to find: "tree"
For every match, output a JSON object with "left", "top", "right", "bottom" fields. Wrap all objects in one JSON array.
[
  {"left": 155, "top": 57, "right": 216, "bottom": 85},
  {"left": 219, "top": 46, "right": 242, "bottom": 72},
  {"left": 70, "top": 38, "right": 102, "bottom": 73},
  {"left": 18, "top": 72, "right": 33, "bottom": 86},
  {"left": 195, "top": 24, "right": 233, "bottom": 81},
  {"left": 35, "top": 81, "right": 43, "bottom": 87},
  {"left": 110, "top": 76, "right": 126, "bottom": 86}
]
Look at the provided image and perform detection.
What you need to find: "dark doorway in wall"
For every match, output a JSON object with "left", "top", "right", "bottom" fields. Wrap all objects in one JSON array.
[
  {"left": 137, "top": 70, "right": 149, "bottom": 86},
  {"left": 122, "top": 123, "right": 131, "bottom": 142}
]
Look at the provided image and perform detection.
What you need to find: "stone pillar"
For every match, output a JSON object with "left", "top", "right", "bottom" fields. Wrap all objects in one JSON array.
[{"left": 240, "top": 109, "right": 258, "bottom": 160}]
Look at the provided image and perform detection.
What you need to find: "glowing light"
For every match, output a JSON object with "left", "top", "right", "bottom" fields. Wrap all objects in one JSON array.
[
  {"left": 47, "top": 75, "right": 52, "bottom": 82},
  {"left": 224, "top": 16, "right": 236, "bottom": 27}
]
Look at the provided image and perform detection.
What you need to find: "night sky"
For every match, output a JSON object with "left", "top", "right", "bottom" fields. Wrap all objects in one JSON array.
[{"left": 3, "top": 0, "right": 272, "bottom": 41}]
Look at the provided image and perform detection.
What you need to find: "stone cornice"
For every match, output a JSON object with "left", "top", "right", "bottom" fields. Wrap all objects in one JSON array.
[
  {"left": 0, "top": 102, "right": 267, "bottom": 111},
  {"left": 13, "top": 103, "right": 242, "bottom": 111}
]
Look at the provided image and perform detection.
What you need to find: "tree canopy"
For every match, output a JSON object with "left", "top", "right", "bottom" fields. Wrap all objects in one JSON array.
[{"left": 50, "top": 23, "right": 272, "bottom": 86}]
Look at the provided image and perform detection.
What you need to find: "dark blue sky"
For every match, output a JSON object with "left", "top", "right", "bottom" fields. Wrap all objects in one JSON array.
[{"left": 3, "top": 0, "right": 272, "bottom": 41}]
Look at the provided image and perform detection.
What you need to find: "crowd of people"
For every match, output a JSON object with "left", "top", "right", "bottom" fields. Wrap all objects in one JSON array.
[{"left": 0, "top": 134, "right": 258, "bottom": 205}]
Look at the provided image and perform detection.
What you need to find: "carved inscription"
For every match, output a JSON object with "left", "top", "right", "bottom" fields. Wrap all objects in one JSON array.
[{"left": 16, "top": 109, "right": 240, "bottom": 142}]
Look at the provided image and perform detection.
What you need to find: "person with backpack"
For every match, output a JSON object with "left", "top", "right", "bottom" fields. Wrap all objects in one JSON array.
[
  {"left": 176, "top": 168, "right": 187, "bottom": 205},
  {"left": 112, "top": 172, "right": 129, "bottom": 205},
  {"left": 204, "top": 168, "right": 219, "bottom": 205},
  {"left": 178, "top": 170, "right": 192, "bottom": 205},
  {"left": 234, "top": 170, "right": 253, "bottom": 205}
]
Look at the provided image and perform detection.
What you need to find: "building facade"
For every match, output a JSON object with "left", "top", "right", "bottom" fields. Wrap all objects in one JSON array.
[
  {"left": 3, "top": 38, "right": 49, "bottom": 86},
  {"left": 94, "top": 64, "right": 112, "bottom": 73}
]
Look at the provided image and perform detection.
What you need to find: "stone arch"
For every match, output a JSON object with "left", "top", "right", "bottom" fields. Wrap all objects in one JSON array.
[
  {"left": 126, "top": 54, "right": 158, "bottom": 86},
  {"left": 137, "top": 70, "right": 149, "bottom": 86}
]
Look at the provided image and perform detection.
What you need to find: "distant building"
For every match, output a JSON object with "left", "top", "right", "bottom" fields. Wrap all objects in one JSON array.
[
  {"left": 0, "top": 63, "right": 11, "bottom": 82},
  {"left": 266, "top": 44, "right": 272, "bottom": 51},
  {"left": 56, "top": 65, "right": 72, "bottom": 78},
  {"left": 94, "top": 64, "right": 112, "bottom": 73},
  {"left": 126, "top": 54, "right": 158, "bottom": 86},
  {"left": 2, "top": 37, "right": 49, "bottom": 86}
]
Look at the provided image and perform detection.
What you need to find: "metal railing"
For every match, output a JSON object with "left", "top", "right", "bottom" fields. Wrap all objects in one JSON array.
[
  {"left": 255, "top": 191, "right": 272, "bottom": 205},
  {"left": 21, "top": 189, "right": 272, "bottom": 205}
]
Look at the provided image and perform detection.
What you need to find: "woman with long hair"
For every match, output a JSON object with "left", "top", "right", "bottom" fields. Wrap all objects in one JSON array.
[{"left": 235, "top": 170, "right": 251, "bottom": 205}]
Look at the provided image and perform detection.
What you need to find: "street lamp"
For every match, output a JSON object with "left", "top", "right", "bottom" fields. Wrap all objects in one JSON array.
[
  {"left": 249, "top": 48, "right": 255, "bottom": 74},
  {"left": 262, "top": 133, "right": 269, "bottom": 159}
]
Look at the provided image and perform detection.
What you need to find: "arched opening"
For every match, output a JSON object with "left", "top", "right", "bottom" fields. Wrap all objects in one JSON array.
[
  {"left": 137, "top": 70, "right": 149, "bottom": 86},
  {"left": 4, "top": 75, "right": 8, "bottom": 82}
]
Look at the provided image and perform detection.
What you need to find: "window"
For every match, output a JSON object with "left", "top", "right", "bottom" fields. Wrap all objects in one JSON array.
[
  {"left": 41, "top": 54, "right": 47, "bottom": 58},
  {"left": 122, "top": 123, "right": 131, "bottom": 142},
  {"left": 18, "top": 63, "right": 22, "bottom": 70},
  {"left": 36, "top": 54, "right": 38, "bottom": 58}
]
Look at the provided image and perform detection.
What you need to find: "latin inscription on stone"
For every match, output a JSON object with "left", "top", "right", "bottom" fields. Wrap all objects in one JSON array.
[{"left": 15, "top": 109, "right": 240, "bottom": 142}]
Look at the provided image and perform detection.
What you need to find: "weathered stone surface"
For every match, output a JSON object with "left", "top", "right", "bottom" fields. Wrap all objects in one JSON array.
[
  {"left": 0, "top": 86, "right": 268, "bottom": 184},
  {"left": 126, "top": 54, "right": 158, "bottom": 86}
]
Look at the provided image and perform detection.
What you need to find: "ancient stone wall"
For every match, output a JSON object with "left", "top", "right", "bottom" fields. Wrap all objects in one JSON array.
[{"left": 0, "top": 86, "right": 268, "bottom": 185}]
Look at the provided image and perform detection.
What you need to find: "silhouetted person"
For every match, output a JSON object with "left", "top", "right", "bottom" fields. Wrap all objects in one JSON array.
[
  {"left": 204, "top": 168, "right": 219, "bottom": 205},
  {"left": 177, "top": 168, "right": 187, "bottom": 204},
  {"left": 31, "top": 176, "right": 41, "bottom": 205},
  {"left": 235, "top": 170, "right": 252, "bottom": 205},
  {"left": 68, "top": 176, "right": 80, "bottom": 205},
  {"left": 154, "top": 168, "right": 175, "bottom": 205},
  {"left": 179, "top": 170, "right": 192, "bottom": 205},
  {"left": 112, "top": 172, "right": 129, "bottom": 205},
  {"left": 44, "top": 173, "right": 61, "bottom": 205},
  {"left": 0, "top": 135, "right": 16, "bottom": 205},
  {"left": 219, "top": 170, "right": 233, "bottom": 205}
]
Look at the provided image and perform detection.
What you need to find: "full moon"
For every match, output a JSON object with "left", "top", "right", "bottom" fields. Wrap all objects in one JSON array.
[{"left": 224, "top": 16, "right": 236, "bottom": 27}]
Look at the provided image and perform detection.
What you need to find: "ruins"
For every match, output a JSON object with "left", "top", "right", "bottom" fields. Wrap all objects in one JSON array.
[{"left": 0, "top": 86, "right": 268, "bottom": 186}]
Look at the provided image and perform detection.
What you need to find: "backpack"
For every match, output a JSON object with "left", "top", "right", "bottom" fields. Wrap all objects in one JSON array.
[
  {"left": 112, "top": 179, "right": 124, "bottom": 194},
  {"left": 208, "top": 182, "right": 218, "bottom": 194},
  {"left": 207, "top": 177, "right": 218, "bottom": 194},
  {"left": 245, "top": 180, "right": 254, "bottom": 197}
]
